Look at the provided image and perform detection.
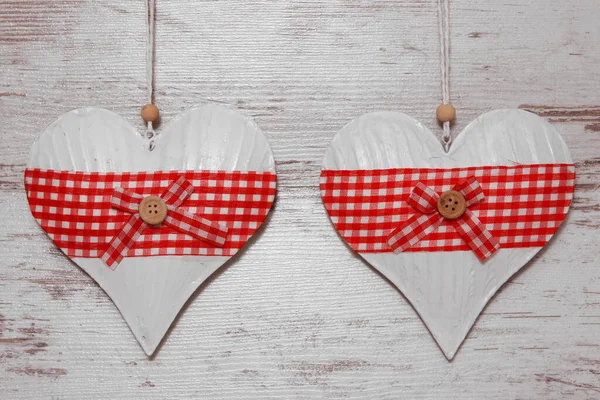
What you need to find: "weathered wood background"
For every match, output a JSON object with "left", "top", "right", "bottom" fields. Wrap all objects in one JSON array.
[{"left": 1, "top": 0, "right": 599, "bottom": 398}]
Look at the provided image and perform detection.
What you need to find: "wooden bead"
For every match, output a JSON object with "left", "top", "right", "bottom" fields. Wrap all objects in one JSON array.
[
  {"left": 437, "top": 190, "right": 466, "bottom": 220},
  {"left": 436, "top": 104, "right": 456, "bottom": 123},
  {"left": 141, "top": 104, "right": 160, "bottom": 123}
]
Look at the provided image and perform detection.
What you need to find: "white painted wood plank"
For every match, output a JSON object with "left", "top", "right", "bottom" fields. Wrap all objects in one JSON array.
[{"left": 1, "top": 0, "right": 599, "bottom": 398}]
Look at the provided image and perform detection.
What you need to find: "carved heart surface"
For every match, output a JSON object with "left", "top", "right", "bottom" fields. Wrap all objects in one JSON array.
[
  {"left": 25, "top": 104, "right": 276, "bottom": 355},
  {"left": 320, "top": 109, "right": 575, "bottom": 360}
]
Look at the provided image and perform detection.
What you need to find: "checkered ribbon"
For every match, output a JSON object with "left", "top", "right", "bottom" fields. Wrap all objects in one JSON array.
[
  {"left": 320, "top": 164, "right": 575, "bottom": 254},
  {"left": 101, "top": 176, "right": 229, "bottom": 268},
  {"left": 387, "top": 177, "right": 500, "bottom": 261},
  {"left": 25, "top": 169, "right": 276, "bottom": 261}
]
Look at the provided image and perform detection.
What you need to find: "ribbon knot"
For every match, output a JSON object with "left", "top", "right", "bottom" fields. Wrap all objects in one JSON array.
[
  {"left": 386, "top": 177, "right": 499, "bottom": 261},
  {"left": 100, "top": 176, "right": 229, "bottom": 268}
]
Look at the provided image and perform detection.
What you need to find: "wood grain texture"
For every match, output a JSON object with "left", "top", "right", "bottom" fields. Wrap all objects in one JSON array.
[{"left": 0, "top": 0, "right": 599, "bottom": 398}]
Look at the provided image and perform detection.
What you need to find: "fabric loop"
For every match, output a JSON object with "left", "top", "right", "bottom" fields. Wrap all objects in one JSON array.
[{"left": 407, "top": 182, "right": 439, "bottom": 214}]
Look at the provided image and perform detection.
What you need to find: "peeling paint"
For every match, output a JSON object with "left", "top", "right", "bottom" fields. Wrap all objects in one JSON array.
[{"left": 7, "top": 367, "right": 67, "bottom": 378}]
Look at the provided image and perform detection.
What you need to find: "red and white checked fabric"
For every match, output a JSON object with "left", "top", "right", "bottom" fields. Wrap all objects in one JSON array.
[
  {"left": 101, "top": 176, "right": 229, "bottom": 268},
  {"left": 320, "top": 164, "right": 575, "bottom": 254},
  {"left": 387, "top": 178, "right": 500, "bottom": 260},
  {"left": 25, "top": 169, "right": 277, "bottom": 261}
]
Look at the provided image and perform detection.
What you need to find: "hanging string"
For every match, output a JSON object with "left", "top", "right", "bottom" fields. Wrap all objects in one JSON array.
[
  {"left": 145, "top": 0, "right": 157, "bottom": 144},
  {"left": 437, "top": 0, "right": 452, "bottom": 152}
]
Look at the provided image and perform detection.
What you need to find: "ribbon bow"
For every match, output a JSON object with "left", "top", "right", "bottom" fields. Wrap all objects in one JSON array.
[
  {"left": 100, "top": 176, "right": 229, "bottom": 268},
  {"left": 386, "top": 177, "right": 499, "bottom": 261}
]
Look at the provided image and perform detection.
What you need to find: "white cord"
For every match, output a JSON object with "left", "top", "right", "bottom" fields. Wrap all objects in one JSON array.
[
  {"left": 437, "top": 0, "right": 451, "bottom": 152},
  {"left": 145, "top": 0, "right": 156, "bottom": 141}
]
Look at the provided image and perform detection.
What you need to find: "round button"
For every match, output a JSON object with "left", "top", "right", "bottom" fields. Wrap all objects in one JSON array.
[
  {"left": 437, "top": 190, "right": 466, "bottom": 219},
  {"left": 139, "top": 195, "right": 167, "bottom": 225}
]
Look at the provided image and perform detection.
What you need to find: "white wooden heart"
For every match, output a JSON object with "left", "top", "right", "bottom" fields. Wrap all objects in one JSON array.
[
  {"left": 321, "top": 109, "right": 573, "bottom": 360},
  {"left": 26, "top": 104, "right": 276, "bottom": 355}
]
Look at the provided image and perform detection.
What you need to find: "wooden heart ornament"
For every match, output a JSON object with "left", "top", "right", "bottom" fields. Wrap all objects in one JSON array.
[
  {"left": 25, "top": 104, "right": 277, "bottom": 355},
  {"left": 320, "top": 109, "right": 575, "bottom": 360}
]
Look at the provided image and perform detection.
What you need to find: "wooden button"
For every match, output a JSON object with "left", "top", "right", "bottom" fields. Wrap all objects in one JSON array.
[
  {"left": 141, "top": 104, "right": 160, "bottom": 123},
  {"left": 437, "top": 190, "right": 466, "bottom": 219},
  {"left": 139, "top": 195, "right": 167, "bottom": 225},
  {"left": 436, "top": 104, "right": 456, "bottom": 123}
]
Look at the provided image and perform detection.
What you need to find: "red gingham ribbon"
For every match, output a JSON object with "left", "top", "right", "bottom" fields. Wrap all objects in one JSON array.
[
  {"left": 387, "top": 177, "right": 500, "bottom": 261},
  {"left": 101, "top": 176, "right": 229, "bottom": 268}
]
